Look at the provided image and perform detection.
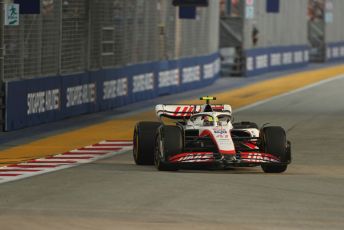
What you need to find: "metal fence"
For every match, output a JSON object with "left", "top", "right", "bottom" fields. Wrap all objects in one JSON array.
[{"left": 1, "top": 0, "right": 219, "bottom": 81}]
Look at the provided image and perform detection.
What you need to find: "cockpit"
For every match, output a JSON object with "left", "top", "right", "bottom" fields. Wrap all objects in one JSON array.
[{"left": 188, "top": 113, "right": 232, "bottom": 127}]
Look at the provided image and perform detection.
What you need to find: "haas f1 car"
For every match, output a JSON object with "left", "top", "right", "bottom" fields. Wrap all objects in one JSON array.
[{"left": 133, "top": 97, "right": 291, "bottom": 173}]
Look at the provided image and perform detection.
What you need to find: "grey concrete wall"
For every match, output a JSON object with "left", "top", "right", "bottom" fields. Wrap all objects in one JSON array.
[
  {"left": 325, "top": 0, "right": 344, "bottom": 43},
  {"left": 244, "top": 0, "right": 308, "bottom": 49},
  {"left": 179, "top": 0, "right": 220, "bottom": 58}
]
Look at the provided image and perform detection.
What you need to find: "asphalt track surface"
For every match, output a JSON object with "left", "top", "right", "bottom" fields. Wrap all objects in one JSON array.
[{"left": 0, "top": 75, "right": 344, "bottom": 229}]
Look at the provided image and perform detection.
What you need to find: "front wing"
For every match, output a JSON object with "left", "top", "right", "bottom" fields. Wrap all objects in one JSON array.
[{"left": 168, "top": 151, "right": 284, "bottom": 167}]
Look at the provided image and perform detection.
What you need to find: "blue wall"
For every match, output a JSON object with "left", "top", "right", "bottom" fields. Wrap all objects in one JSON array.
[
  {"left": 5, "top": 53, "right": 220, "bottom": 131},
  {"left": 244, "top": 45, "right": 310, "bottom": 77}
]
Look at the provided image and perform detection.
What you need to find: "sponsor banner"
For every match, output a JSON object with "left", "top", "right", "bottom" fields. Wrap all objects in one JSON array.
[
  {"left": 158, "top": 69, "right": 180, "bottom": 88},
  {"left": 155, "top": 60, "right": 180, "bottom": 96},
  {"left": 66, "top": 83, "right": 96, "bottom": 108},
  {"left": 103, "top": 78, "right": 128, "bottom": 100},
  {"left": 326, "top": 41, "right": 344, "bottom": 62},
  {"left": 244, "top": 45, "right": 310, "bottom": 77},
  {"left": 6, "top": 76, "right": 62, "bottom": 129},
  {"left": 27, "top": 89, "right": 60, "bottom": 115},
  {"left": 61, "top": 73, "right": 99, "bottom": 118},
  {"left": 256, "top": 55, "right": 268, "bottom": 69},
  {"left": 5, "top": 53, "right": 220, "bottom": 131},
  {"left": 182, "top": 66, "right": 201, "bottom": 83},
  {"left": 294, "top": 51, "right": 304, "bottom": 63},
  {"left": 270, "top": 53, "right": 282, "bottom": 66}
]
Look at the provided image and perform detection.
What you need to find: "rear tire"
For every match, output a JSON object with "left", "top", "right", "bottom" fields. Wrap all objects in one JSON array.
[
  {"left": 155, "top": 126, "right": 183, "bottom": 171},
  {"left": 133, "top": 121, "right": 161, "bottom": 165},
  {"left": 260, "top": 126, "right": 289, "bottom": 173}
]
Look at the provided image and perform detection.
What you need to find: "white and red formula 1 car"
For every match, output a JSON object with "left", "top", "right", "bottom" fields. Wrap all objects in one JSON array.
[{"left": 133, "top": 97, "right": 291, "bottom": 173}]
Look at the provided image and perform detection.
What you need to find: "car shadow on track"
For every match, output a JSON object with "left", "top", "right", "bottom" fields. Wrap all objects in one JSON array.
[{"left": 87, "top": 161, "right": 265, "bottom": 175}]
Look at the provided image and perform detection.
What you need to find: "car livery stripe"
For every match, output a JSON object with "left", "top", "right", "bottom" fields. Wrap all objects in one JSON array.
[
  {"left": 240, "top": 152, "right": 280, "bottom": 163},
  {"left": 0, "top": 140, "right": 132, "bottom": 184},
  {"left": 220, "top": 150, "right": 236, "bottom": 154},
  {"left": 199, "top": 130, "right": 235, "bottom": 155},
  {"left": 169, "top": 152, "right": 214, "bottom": 163},
  {"left": 185, "top": 106, "right": 194, "bottom": 116},
  {"left": 212, "top": 105, "right": 224, "bottom": 111},
  {"left": 169, "top": 152, "right": 213, "bottom": 161},
  {"left": 173, "top": 106, "right": 181, "bottom": 116},
  {"left": 242, "top": 142, "right": 259, "bottom": 150},
  {"left": 181, "top": 106, "right": 189, "bottom": 115}
]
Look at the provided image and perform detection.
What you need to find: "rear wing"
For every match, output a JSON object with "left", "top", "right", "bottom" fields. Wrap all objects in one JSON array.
[{"left": 155, "top": 104, "right": 232, "bottom": 119}]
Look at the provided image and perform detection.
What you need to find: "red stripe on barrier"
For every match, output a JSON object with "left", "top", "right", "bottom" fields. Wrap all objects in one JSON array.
[
  {"left": 0, "top": 174, "right": 21, "bottom": 177},
  {"left": 105, "top": 140, "right": 132, "bottom": 142},
  {"left": 7, "top": 164, "right": 59, "bottom": 168},
  {"left": 79, "top": 147, "right": 122, "bottom": 151},
  {"left": 0, "top": 140, "right": 134, "bottom": 184},
  {"left": 93, "top": 143, "right": 132, "bottom": 147},
  {"left": 27, "top": 160, "right": 77, "bottom": 164},
  {"left": 46, "top": 156, "right": 93, "bottom": 160},
  {"left": 0, "top": 169, "right": 40, "bottom": 172},
  {"left": 62, "top": 151, "right": 108, "bottom": 155}
]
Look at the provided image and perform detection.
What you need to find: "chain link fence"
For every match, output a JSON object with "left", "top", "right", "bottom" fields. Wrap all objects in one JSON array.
[{"left": 2, "top": 0, "right": 219, "bottom": 81}]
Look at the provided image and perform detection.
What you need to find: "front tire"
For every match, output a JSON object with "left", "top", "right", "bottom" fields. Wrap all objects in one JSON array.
[
  {"left": 133, "top": 121, "right": 162, "bottom": 165},
  {"left": 260, "top": 126, "right": 289, "bottom": 173},
  {"left": 154, "top": 126, "right": 183, "bottom": 171}
]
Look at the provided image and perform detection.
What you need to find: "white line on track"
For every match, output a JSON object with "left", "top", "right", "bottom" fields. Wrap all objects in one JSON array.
[{"left": 234, "top": 74, "right": 344, "bottom": 113}]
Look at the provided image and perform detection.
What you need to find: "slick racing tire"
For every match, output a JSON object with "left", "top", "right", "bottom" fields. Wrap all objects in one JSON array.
[
  {"left": 232, "top": 121, "right": 259, "bottom": 129},
  {"left": 133, "top": 121, "right": 162, "bottom": 165},
  {"left": 260, "top": 126, "right": 289, "bottom": 173},
  {"left": 154, "top": 125, "right": 183, "bottom": 171}
]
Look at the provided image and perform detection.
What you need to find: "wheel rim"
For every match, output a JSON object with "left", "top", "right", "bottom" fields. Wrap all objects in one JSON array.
[
  {"left": 154, "top": 135, "right": 164, "bottom": 167},
  {"left": 154, "top": 137, "right": 160, "bottom": 167}
]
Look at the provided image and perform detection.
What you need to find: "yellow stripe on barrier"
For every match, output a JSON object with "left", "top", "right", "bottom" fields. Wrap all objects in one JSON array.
[{"left": 1, "top": 65, "right": 344, "bottom": 166}]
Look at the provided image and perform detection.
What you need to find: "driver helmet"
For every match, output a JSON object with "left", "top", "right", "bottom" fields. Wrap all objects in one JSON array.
[{"left": 203, "top": 116, "right": 216, "bottom": 126}]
